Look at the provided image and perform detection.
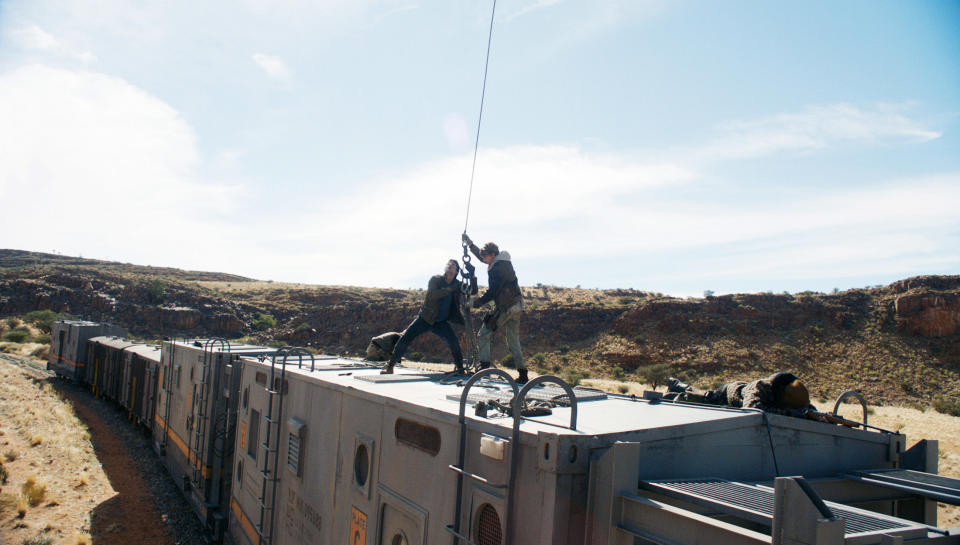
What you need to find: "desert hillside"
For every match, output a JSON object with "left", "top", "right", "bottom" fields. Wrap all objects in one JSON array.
[{"left": 1, "top": 249, "right": 958, "bottom": 408}]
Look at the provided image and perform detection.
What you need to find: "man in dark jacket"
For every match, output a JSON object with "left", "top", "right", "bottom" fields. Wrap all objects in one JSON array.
[
  {"left": 462, "top": 236, "right": 527, "bottom": 383},
  {"left": 382, "top": 259, "right": 465, "bottom": 374}
]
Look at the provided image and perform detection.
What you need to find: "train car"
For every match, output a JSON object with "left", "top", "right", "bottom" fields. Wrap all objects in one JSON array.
[
  {"left": 86, "top": 336, "right": 136, "bottom": 400},
  {"left": 120, "top": 343, "right": 163, "bottom": 427},
  {"left": 153, "top": 339, "right": 280, "bottom": 542},
  {"left": 48, "top": 320, "right": 126, "bottom": 382},
  {"left": 227, "top": 357, "right": 960, "bottom": 545}
]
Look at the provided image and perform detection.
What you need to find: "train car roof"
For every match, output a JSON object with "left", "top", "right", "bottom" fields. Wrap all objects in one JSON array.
[
  {"left": 89, "top": 336, "right": 142, "bottom": 349},
  {"left": 236, "top": 357, "right": 766, "bottom": 438},
  {"left": 166, "top": 339, "right": 278, "bottom": 353},
  {"left": 125, "top": 343, "right": 162, "bottom": 361}
]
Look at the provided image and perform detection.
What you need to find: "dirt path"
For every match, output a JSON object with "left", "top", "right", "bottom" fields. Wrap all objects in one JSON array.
[{"left": 61, "top": 389, "right": 170, "bottom": 545}]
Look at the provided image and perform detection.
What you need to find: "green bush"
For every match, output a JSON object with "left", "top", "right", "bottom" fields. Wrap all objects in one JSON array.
[
  {"left": 933, "top": 397, "right": 960, "bottom": 417},
  {"left": 252, "top": 313, "right": 277, "bottom": 331},
  {"left": 4, "top": 317, "right": 18, "bottom": 329},
  {"left": 147, "top": 279, "right": 165, "bottom": 304},
  {"left": 563, "top": 369, "right": 587, "bottom": 387},
  {"left": 637, "top": 363, "right": 672, "bottom": 390},
  {"left": 34, "top": 334, "right": 51, "bottom": 345},
  {"left": 2, "top": 330, "right": 29, "bottom": 343},
  {"left": 23, "top": 310, "right": 59, "bottom": 333},
  {"left": 500, "top": 354, "right": 515, "bottom": 368}
]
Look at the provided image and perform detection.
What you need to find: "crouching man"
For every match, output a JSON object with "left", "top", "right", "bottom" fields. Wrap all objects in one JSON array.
[{"left": 382, "top": 259, "right": 465, "bottom": 374}]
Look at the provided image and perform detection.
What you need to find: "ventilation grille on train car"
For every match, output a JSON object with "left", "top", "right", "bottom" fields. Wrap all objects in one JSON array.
[
  {"left": 287, "top": 418, "right": 305, "bottom": 477},
  {"left": 476, "top": 504, "right": 502, "bottom": 545}
]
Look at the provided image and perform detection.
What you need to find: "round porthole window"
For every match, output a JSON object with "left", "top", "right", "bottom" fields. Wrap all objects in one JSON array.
[{"left": 354, "top": 443, "right": 369, "bottom": 487}]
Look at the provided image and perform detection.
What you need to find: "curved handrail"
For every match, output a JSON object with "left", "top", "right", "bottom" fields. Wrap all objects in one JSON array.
[
  {"left": 451, "top": 369, "right": 518, "bottom": 545},
  {"left": 516, "top": 375, "right": 578, "bottom": 431},
  {"left": 276, "top": 346, "right": 317, "bottom": 371},
  {"left": 832, "top": 390, "right": 868, "bottom": 427}
]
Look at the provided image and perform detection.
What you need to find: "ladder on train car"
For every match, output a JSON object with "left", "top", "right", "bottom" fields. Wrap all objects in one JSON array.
[
  {"left": 254, "top": 347, "right": 312, "bottom": 545},
  {"left": 445, "top": 372, "right": 579, "bottom": 545},
  {"left": 191, "top": 339, "right": 228, "bottom": 486}
]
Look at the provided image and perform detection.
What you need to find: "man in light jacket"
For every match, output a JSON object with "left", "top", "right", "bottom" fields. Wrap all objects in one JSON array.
[{"left": 463, "top": 236, "right": 527, "bottom": 384}]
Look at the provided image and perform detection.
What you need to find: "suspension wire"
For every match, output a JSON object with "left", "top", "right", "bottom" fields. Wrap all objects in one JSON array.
[{"left": 463, "top": 0, "right": 498, "bottom": 234}]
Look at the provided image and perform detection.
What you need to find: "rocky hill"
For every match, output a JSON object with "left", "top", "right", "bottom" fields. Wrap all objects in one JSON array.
[{"left": 1, "top": 249, "right": 958, "bottom": 407}]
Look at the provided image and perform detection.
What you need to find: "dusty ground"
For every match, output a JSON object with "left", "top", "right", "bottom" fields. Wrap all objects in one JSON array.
[{"left": 0, "top": 356, "right": 200, "bottom": 545}]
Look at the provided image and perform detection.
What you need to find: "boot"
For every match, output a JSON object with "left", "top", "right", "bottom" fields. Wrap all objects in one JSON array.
[
  {"left": 516, "top": 369, "right": 529, "bottom": 385},
  {"left": 479, "top": 361, "right": 491, "bottom": 370},
  {"left": 452, "top": 363, "right": 465, "bottom": 375},
  {"left": 380, "top": 362, "right": 395, "bottom": 375}
]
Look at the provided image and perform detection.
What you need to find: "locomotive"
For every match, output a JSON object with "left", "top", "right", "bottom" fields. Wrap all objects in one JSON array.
[{"left": 48, "top": 319, "right": 960, "bottom": 545}]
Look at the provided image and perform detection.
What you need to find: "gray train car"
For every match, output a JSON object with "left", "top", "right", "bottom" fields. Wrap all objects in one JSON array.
[
  {"left": 228, "top": 358, "right": 960, "bottom": 545},
  {"left": 48, "top": 320, "right": 126, "bottom": 382},
  {"left": 87, "top": 336, "right": 135, "bottom": 400},
  {"left": 120, "top": 343, "right": 162, "bottom": 427},
  {"left": 153, "top": 339, "right": 279, "bottom": 542}
]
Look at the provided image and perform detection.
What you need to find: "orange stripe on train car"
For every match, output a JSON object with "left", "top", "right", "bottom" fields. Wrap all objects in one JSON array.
[
  {"left": 153, "top": 413, "right": 213, "bottom": 479},
  {"left": 231, "top": 496, "right": 260, "bottom": 545},
  {"left": 53, "top": 355, "right": 85, "bottom": 368}
]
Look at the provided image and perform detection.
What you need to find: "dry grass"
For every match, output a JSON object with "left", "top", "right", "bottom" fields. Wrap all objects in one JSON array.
[
  {"left": 0, "top": 360, "right": 112, "bottom": 544},
  {"left": 74, "top": 531, "right": 92, "bottom": 545},
  {"left": 21, "top": 474, "right": 47, "bottom": 506}
]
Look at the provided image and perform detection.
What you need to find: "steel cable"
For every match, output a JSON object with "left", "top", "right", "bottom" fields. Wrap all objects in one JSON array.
[{"left": 463, "top": 0, "right": 498, "bottom": 234}]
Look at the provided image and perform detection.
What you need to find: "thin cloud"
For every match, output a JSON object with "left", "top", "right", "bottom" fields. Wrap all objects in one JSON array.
[
  {"left": 703, "top": 103, "right": 942, "bottom": 160},
  {"left": 505, "top": 0, "right": 563, "bottom": 22},
  {"left": 11, "top": 25, "right": 97, "bottom": 64},
  {"left": 252, "top": 53, "right": 292, "bottom": 81}
]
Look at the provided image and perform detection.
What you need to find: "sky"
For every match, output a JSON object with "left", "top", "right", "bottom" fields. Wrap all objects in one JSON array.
[{"left": 0, "top": 0, "right": 958, "bottom": 296}]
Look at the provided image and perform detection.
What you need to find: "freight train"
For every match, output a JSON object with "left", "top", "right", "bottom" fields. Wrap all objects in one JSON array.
[{"left": 47, "top": 319, "right": 960, "bottom": 545}]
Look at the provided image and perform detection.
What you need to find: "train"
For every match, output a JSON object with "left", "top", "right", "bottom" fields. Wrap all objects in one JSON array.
[{"left": 47, "top": 319, "right": 960, "bottom": 545}]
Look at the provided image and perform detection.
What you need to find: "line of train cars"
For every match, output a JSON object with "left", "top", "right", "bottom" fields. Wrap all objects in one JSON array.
[{"left": 48, "top": 319, "right": 960, "bottom": 545}]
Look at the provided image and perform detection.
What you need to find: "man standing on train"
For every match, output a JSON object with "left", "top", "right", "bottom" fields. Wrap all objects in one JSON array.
[
  {"left": 381, "top": 259, "right": 465, "bottom": 375},
  {"left": 462, "top": 235, "right": 527, "bottom": 384}
]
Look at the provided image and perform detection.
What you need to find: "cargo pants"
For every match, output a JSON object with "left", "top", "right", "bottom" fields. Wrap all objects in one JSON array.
[{"left": 477, "top": 302, "right": 524, "bottom": 370}]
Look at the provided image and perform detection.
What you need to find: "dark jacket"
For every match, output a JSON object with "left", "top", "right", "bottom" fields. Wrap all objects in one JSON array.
[
  {"left": 420, "top": 275, "right": 464, "bottom": 326},
  {"left": 469, "top": 245, "right": 523, "bottom": 311}
]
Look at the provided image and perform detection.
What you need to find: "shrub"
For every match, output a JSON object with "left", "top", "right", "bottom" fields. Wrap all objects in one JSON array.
[
  {"left": 252, "top": 313, "right": 277, "bottom": 331},
  {"left": 22, "top": 537, "right": 55, "bottom": 545},
  {"left": 0, "top": 463, "right": 7, "bottom": 484},
  {"left": 4, "top": 449, "right": 18, "bottom": 462},
  {"left": 146, "top": 279, "right": 165, "bottom": 304},
  {"left": 933, "top": 396, "right": 960, "bottom": 417},
  {"left": 500, "top": 354, "right": 515, "bottom": 368},
  {"left": 33, "top": 334, "right": 51, "bottom": 345},
  {"left": 2, "top": 330, "right": 29, "bottom": 343},
  {"left": 22, "top": 475, "right": 46, "bottom": 506},
  {"left": 75, "top": 532, "right": 92, "bottom": 545},
  {"left": 294, "top": 322, "right": 313, "bottom": 333},
  {"left": 617, "top": 385, "right": 630, "bottom": 394},
  {"left": 530, "top": 353, "right": 546, "bottom": 365},
  {"left": 563, "top": 369, "right": 587, "bottom": 387},
  {"left": 29, "top": 434, "right": 43, "bottom": 447},
  {"left": 637, "top": 363, "right": 672, "bottom": 390},
  {"left": 5, "top": 317, "right": 19, "bottom": 329},
  {"left": 23, "top": 310, "right": 59, "bottom": 333},
  {"left": 407, "top": 351, "right": 423, "bottom": 362},
  {"left": 16, "top": 494, "right": 27, "bottom": 518}
]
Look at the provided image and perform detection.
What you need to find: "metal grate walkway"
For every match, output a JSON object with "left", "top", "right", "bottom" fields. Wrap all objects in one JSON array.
[
  {"left": 639, "top": 478, "right": 927, "bottom": 538},
  {"left": 845, "top": 469, "right": 960, "bottom": 505}
]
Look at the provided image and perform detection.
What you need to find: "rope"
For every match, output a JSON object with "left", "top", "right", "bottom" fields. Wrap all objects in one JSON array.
[{"left": 463, "top": 0, "right": 498, "bottom": 234}]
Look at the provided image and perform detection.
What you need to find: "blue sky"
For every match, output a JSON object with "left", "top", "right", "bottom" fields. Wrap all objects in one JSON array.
[{"left": 1, "top": 0, "right": 957, "bottom": 295}]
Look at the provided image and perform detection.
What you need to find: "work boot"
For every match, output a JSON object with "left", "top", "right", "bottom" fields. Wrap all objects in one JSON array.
[
  {"left": 452, "top": 364, "right": 465, "bottom": 375},
  {"left": 381, "top": 362, "right": 395, "bottom": 375},
  {"left": 516, "top": 369, "right": 529, "bottom": 385},
  {"left": 479, "top": 361, "right": 491, "bottom": 370}
]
